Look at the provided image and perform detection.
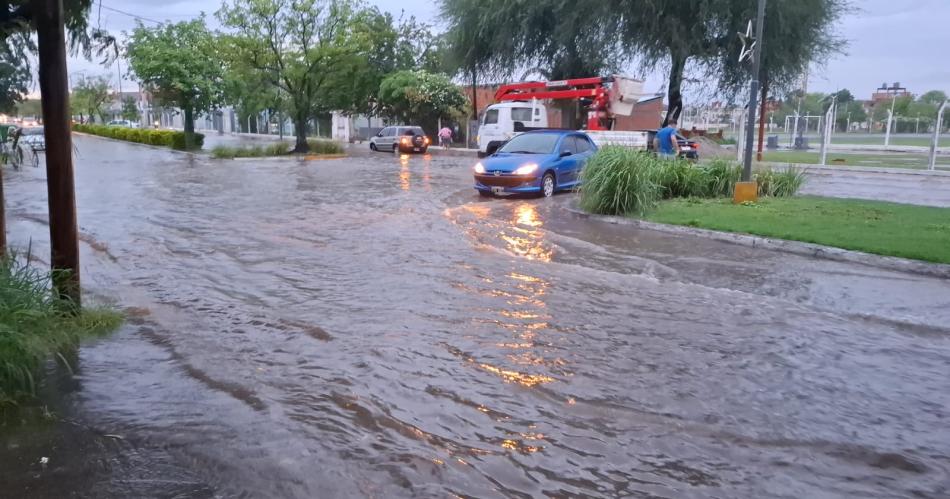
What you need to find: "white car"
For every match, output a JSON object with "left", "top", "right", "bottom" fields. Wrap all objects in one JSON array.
[
  {"left": 369, "top": 126, "right": 430, "bottom": 153},
  {"left": 107, "top": 119, "right": 139, "bottom": 128}
]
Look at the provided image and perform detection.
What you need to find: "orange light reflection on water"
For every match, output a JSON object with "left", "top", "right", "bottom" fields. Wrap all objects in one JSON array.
[{"left": 399, "top": 154, "right": 410, "bottom": 191}]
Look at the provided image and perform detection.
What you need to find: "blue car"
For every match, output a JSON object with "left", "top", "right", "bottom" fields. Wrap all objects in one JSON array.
[{"left": 473, "top": 130, "right": 598, "bottom": 198}]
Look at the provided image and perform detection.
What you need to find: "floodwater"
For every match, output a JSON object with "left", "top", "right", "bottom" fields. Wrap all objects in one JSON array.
[{"left": 2, "top": 135, "right": 950, "bottom": 498}]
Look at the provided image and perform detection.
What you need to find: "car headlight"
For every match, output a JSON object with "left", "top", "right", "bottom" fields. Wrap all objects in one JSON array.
[
  {"left": 474, "top": 162, "right": 486, "bottom": 174},
  {"left": 513, "top": 163, "right": 538, "bottom": 175}
]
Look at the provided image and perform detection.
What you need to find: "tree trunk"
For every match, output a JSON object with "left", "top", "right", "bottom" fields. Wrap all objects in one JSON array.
[
  {"left": 757, "top": 76, "right": 769, "bottom": 161},
  {"left": 183, "top": 105, "right": 195, "bottom": 150},
  {"left": 294, "top": 113, "right": 308, "bottom": 153},
  {"left": 663, "top": 52, "right": 687, "bottom": 127},
  {"left": 34, "top": 0, "right": 81, "bottom": 305}
]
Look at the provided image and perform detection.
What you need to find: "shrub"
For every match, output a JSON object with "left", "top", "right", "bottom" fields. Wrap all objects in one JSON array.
[
  {"left": 72, "top": 123, "right": 195, "bottom": 150},
  {"left": 170, "top": 132, "right": 204, "bottom": 151},
  {"left": 757, "top": 166, "right": 807, "bottom": 197},
  {"left": 655, "top": 159, "right": 711, "bottom": 198},
  {"left": 579, "top": 146, "right": 662, "bottom": 216},
  {"left": 211, "top": 142, "right": 291, "bottom": 159},
  {"left": 306, "top": 139, "right": 344, "bottom": 155},
  {"left": 701, "top": 158, "right": 743, "bottom": 197}
]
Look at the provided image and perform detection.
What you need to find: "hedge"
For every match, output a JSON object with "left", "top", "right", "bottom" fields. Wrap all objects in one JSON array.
[{"left": 72, "top": 123, "right": 204, "bottom": 150}]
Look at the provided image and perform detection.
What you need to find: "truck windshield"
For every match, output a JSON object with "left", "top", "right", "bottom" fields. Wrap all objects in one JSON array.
[{"left": 497, "top": 133, "right": 559, "bottom": 154}]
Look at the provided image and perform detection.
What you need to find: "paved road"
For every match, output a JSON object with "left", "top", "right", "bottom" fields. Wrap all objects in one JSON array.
[
  {"left": 801, "top": 167, "right": 950, "bottom": 207},
  {"left": 2, "top": 135, "right": 949, "bottom": 498}
]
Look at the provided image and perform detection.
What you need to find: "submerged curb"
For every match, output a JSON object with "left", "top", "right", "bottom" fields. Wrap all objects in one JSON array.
[
  {"left": 218, "top": 153, "right": 347, "bottom": 162},
  {"left": 565, "top": 203, "right": 950, "bottom": 279}
]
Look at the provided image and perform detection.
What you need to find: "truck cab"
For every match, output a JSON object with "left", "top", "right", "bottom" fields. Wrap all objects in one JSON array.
[{"left": 477, "top": 102, "right": 548, "bottom": 156}]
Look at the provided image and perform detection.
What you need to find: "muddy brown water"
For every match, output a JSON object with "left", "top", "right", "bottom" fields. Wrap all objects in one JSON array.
[{"left": 2, "top": 136, "right": 949, "bottom": 498}]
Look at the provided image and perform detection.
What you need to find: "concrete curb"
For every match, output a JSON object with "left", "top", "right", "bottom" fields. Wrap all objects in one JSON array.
[{"left": 565, "top": 203, "right": 950, "bottom": 279}]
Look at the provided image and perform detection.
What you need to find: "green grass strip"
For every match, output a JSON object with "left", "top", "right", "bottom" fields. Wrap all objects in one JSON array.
[{"left": 644, "top": 196, "right": 950, "bottom": 264}]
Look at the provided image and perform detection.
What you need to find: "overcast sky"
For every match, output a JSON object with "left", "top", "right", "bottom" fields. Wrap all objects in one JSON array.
[{"left": 61, "top": 0, "right": 949, "bottom": 102}]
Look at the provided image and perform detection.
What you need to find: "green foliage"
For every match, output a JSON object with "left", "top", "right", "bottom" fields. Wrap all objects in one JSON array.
[
  {"left": 0, "top": 256, "right": 121, "bottom": 405},
  {"left": 126, "top": 16, "right": 224, "bottom": 140},
  {"left": 579, "top": 147, "right": 663, "bottom": 216},
  {"left": 378, "top": 70, "right": 468, "bottom": 129},
  {"left": 580, "top": 149, "right": 803, "bottom": 216},
  {"left": 217, "top": 0, "right": 385, "bottom": 153},
  {"left": 646, "top": 196, "right": 950, "bottom": 264},
  {"left": 305, "top": 139, "right": 344, "bottom": 155},
  {"left": 756, "top": 167, "right": 807, "bottom": 197},
  {"left": 12, "top": 98, "right": 42, "bottom": 118},
  {"left": 73, "top": 123, "right": 202, "bottom": 150},
  {"left": 211, "top": 142, "right": 291, "bottom": 159},
  {"left": 120, "top": 96, "right": 140, "bottom": 122},
  {"left": 70, "top": 75, "right": 111, "bottom": 123},
  {"left": 919, "top": 90, "right": 948, "bottom": 106}
]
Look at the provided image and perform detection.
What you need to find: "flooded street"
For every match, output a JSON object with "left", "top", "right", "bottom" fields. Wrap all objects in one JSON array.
[{"left": 2, "top": 135, "right": 950, "bottom": 498}]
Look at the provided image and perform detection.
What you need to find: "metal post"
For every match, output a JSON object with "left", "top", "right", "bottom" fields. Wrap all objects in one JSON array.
[
  {"left": 742, "top": 0, "right": 767, "bottom": 182},
  {"left": 820, "top": 99, "right": 835, "bottom": 166},
  {"left": 736, "top": 107, "right": 745, "bottom": 162},
  {"left": 929, "top": 101, "right": 947, "bottom": 171},
  {"left": 34, "top": 0, "right": 80, "bottom": 305}
]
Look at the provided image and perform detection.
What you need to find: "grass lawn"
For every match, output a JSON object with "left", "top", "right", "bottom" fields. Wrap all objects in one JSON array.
[
  {"left": 644, "top": 196, "right": 950, "bottom": 264},
  {"left": 761, "top": 150, "right": 950, "bottom": 169}
]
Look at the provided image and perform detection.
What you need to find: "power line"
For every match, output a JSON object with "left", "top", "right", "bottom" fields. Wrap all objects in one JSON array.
[{"left": 97, "top": 2, "right": 164, "bottom": 25}]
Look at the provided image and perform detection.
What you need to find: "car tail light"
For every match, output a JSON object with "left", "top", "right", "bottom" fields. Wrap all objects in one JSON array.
[
  {"left": 424, "top": 137, "right": 430, "bottom": 145},
  {"left": 400, "top": 137, "right": 410, "bottom": 145}
]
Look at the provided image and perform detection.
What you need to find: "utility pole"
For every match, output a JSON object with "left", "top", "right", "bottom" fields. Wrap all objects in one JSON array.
[
  {"left": 737, "top": 0, "right": 767, "bottom": 202},
  {"left": 930, "top": 101, "right": 947, "bottom": 171},
  {"left": 34, "top": 0, "right": 81, "bottom": 305}
]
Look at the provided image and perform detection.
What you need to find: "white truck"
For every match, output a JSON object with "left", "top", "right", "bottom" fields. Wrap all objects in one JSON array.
[{"left": 476, "top": 76, "right": 651, "bottom": 156}]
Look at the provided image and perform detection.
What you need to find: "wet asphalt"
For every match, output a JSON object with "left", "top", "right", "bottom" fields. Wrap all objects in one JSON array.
[{"left": 1, "top": 135, "right": 949, "bottom": 498}]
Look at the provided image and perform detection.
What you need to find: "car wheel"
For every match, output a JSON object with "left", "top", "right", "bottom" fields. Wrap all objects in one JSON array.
[
  {"left": 370, "top": 142, "right": 377, "bottom": 151},
  {"left": 541, "top": 172, "right": 556, "bottom": 198}
]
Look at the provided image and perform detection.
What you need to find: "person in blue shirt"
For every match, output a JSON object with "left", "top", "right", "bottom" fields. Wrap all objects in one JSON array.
[{"left": 654, "top": 119, "right": 680, "bottom": 160}]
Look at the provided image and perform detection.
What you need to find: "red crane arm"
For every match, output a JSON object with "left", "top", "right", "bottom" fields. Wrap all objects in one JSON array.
[{"left": 494, "top": 76, "right": 611, "bottom": 102}]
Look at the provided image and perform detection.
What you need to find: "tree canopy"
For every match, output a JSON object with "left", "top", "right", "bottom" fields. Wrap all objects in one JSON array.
[
  {"left": 126, "top": 17, "right": 225, "bottom": 148},
  {"left": 378, "top": 70, "right": 468, "bottom": 131},
  {"left": 70, "top": 74, "right": 111, "bottom": 123},
  {"left": 217, "top": 0, "right": 385, "bottom": 152},
  {"left": 121, "top": 96, "right": 140, "bottom": 122}
]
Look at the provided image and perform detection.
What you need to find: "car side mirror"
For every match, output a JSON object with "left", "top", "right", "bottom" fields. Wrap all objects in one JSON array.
[{"left": 560, "top": 150, "right": 572, "bottom": 158}]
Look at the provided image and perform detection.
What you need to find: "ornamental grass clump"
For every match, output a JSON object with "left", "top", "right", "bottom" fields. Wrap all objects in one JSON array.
[{"left": 579, "top": 146, "right": 662, "bottom": 216}]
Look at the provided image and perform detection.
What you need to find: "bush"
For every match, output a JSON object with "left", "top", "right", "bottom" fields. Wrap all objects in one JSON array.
[
  {"left": 211, "top": 142, "right": 292, "bottom": 159},
  {"left": 757, "top": 166, "right": 807, "bottom": 197},
  {"left": 0, "top": 256, "right": 121, "bottom": 405},
  {"left": 73, "top": 123, "right": 200, "bottom": 150},
  {"left": 579, "top": 150, "right": 805, "bottom": 216},
  {"left": 579, "top": 146, "right": 662, "bottom": 216},
  {"left": 306, "top": 139, "right": 344, "bottom": 155}
]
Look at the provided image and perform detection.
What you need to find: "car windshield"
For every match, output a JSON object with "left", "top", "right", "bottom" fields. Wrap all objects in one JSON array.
[{"left": 497, "top": 133, "right": 560, "bottom": 154}]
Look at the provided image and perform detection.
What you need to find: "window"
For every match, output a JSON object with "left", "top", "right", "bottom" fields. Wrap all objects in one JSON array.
[
  {"left": 572, "top": 136, "right": 592, "bottom": 153},
  {"left": 497, "top": 133, "right": 560, "bottom": 154},
  {"left": 483, "top": 109, "right": 499, "bottom": 125},
  {"left": 511, "top": 108, "right": 533, "bottom": 122},
  {"left": 381, "top": 127, "right": 394, "bottom": 137},
  {"left": 560, "top": 136, "right": 579, "bottom": 155}
]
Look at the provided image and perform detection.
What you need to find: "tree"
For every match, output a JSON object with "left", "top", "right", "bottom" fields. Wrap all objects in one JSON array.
[
  {"left": 217, "top": 0, "right": 381, "bottom": 153},
  {"left": 70, "top": 75, "right": 111, "bottom": 123},
  {"left": 126, "top": 17, "right": 225, "bottom": 149},
  {"left": 121, "top": 96, "right": 140, "bottom": 122},
  {"left": 441, "top": 0, "right": 622, "bottom": 127},
  {"left": 919, "top": 90, "right": 948, "bottom": 106},
  {"left": 378, "top": 70, "right": 468, "bottom": 131}
]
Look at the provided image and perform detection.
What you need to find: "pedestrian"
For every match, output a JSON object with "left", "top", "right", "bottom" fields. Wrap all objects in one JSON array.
[
  {"left": 654, "top": 118, "right": 680, "bottom": 160},
  {"left": 439, "top": 125, "right": 453, "bottom": 148}
]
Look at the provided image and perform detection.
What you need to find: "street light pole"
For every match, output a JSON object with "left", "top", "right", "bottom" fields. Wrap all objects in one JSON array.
[{"left": 741, "top": 0, "right": 767, "bottom": 183}]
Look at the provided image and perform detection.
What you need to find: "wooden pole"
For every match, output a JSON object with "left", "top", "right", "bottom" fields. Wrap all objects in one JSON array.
[
  {"left": 756, "top": 77, "right": 768, "bottom": 161},
  {"left": 34, "top": 0, "right": 81, "bottom": 305}
]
